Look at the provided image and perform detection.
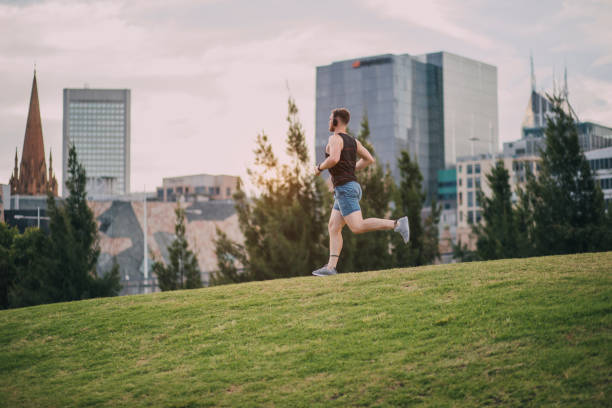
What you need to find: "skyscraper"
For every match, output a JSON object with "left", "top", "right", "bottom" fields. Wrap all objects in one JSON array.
[
  {"left": 63, "top": 88, "right": 131, "bottom": 198},
  {"left": 315, "top": 52, "right": 498, "bottom": 199}
]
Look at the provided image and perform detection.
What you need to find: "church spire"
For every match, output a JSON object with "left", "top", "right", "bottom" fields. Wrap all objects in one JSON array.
[
  {"left": 530, "top": 51, "right": 536, "bottom": 93},
  {"left": 9, "top": 70, "right": 57, "bottom": 196}
]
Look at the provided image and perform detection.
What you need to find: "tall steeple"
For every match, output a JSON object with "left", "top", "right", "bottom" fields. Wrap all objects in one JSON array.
[
  {"left": 530, "top": 51, "right": 536, "bottom": 93},
  {"left": 9, "top": 70, "right": 58, "bottom": 196}
]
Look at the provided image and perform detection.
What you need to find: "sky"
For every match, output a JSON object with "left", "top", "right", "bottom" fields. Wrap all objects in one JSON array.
[{"left": 1, "top": 0, "right": 611, "bottom": 196}]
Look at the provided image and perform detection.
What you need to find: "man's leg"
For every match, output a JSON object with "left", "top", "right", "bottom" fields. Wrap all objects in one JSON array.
[
  {"left": 343, "top": 210, "right": 394, "bottom": 234},
  {"left": 328, "top": 209, "right": 345, "bottom": 269}
]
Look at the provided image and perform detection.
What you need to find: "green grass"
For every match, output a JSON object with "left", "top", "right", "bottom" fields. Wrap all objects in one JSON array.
[{"left": 1, "top": 252, "right": 611, "bottom": 407}]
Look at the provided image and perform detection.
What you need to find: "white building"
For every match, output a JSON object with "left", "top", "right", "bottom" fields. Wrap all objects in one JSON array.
[{"left": 585, "top": 146, "right": 612, "bottom": 210}]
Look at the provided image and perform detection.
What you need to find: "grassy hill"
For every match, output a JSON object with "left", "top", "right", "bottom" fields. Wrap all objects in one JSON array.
[{"left": 1, "top": 252, "right": 611, "bottom": 407}]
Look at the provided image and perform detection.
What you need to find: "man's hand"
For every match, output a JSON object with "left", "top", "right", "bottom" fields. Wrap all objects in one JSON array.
[{"left": 314, "top": 164, "right": 321, "bottom": 177}]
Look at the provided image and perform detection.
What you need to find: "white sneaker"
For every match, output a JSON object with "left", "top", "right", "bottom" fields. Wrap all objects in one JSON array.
[{"left": 394, "top": 216, "right": 410, "bottom": 243}]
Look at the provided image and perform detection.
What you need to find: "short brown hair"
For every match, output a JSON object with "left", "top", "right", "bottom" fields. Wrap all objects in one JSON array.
[{"left": 332, "top": 108, "right": 350, "bottom": 125}]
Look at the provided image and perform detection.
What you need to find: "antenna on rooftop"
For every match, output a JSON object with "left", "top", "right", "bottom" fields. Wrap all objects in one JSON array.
[{"left": 530, "top": 51, "right": 536, "bottom": 92}]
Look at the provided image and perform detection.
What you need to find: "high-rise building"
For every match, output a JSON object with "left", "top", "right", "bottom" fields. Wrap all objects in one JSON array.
[
  {"left": 63, "top": 88, "right": 131, "bottom": 198},
  {"left": 316, "top": 52, "right": 498, "bottom": 199},
  {"left": 516, "top": 60, "right": 612, "bottom": 154}
]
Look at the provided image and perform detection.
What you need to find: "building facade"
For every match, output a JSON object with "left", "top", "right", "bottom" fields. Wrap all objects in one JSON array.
[
  {"left": 316, "top": 52, "right": 498, "bottom": 199},
  {"left": 157, "top": 174, "right": 239, "bottom": 202},
  {"left": 455, "top": 154, "right": 541, "bottom": 249},
  {"left": 63, "top": 88, "right": 131, "bottom": 198},
  {"left": 585, "top": 146, "right": 612, "bottom": 209}
]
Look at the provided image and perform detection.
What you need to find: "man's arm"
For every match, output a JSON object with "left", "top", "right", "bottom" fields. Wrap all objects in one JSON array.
[
  {"left": 315, "top": 134, "right": 343, "bottom": 175},
  {"left": 355, "top": 139, "right": 375, "bottom": 170}
]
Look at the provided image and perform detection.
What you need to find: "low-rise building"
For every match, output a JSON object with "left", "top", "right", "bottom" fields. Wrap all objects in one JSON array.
[
  {"left": 455, "top": 154, "right": 541, "bottom": 249},
  {"left": 157, "top": 174, "right": 238, "bottom": 202},
  {"left": 585, "top": 146, "right": 612, "bottom": 210}
]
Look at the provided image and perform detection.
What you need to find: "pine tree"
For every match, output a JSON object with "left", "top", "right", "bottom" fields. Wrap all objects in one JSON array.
[
  {"left": 213, "top": 96, "right": 329, "bottom": 282},
  {"left": 0, "top": 223, "right": 18, "bottom": 309},
  {"left": 421, "top": 197, "right": 442, "bottom": 263},
  {"left": 391, "top": 150, "right": 425, "bottom": 266},
  {"left": 153, "top": 203, "right": 202, "bottom": 290},
  {"left": 8, "top": 227, "right": 58, "bottom": 308},
  {"left": 521, "top": 94, "right": 611, "bottom": 254},
  {"left": 42, "top": 144, "right": 120, "bottom": 302},
  {"left": 339, "top": 113, "right": 394, "bottom": 272},
  {"left": 210, "top": 227, "right": 250, "bottom": 285},
  {"left": 473, "top": 160, "right": 521, "bottom": 260}
]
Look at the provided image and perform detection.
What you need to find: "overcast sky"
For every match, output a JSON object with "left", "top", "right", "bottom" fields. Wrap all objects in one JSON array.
[{"left": 1, "top": 0, "right": 611, "bottom": 195}]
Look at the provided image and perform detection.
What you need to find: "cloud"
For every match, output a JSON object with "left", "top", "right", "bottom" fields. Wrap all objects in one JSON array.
[{"left": 361, "top": 0, "right": 496, "bottom": 49}]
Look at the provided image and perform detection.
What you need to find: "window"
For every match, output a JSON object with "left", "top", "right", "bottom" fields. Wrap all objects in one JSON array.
[
  {"left": 226, "top": 187, "right": 231, "bottom": 196},
  {"left": 458, "top": 178, "right": 462, "bottom": 187},
  {"left": 459, "top": 192, "right": 463, "bottom": 206},
  {"left": 216, "top": 187, "right": 220, "bottom": 194},
  {"left": 475, "top": 177, "right": 481, "bottom": 189},
  {"left": 467, "top": 178, "right": 473, "bottom": 188},
  {"left": 468, "top": 191, "right": 473, "bottom": 207},
  {"left": 476, "top": 211, "right": 482, "bottom": 223},
  {"left": 475, "top": 164, "right": 481, "bottom": 174},
  {"left": 458, "top": 165, "right": 462, "bottom": 173},
  {"left": 468, "top": 211, "right": 474, "bottom": 224},
  {"left": 467, "top": 164, "right": 473, "bottom": 174},
  {"left": 176, "top": 187, "right": 183, "bottom": 194},
  {"left": 459, "top": 211, "right": 463, "bottom": 222}
]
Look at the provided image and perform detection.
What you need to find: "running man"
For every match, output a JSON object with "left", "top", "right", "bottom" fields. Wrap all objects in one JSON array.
[{"left": 312, "top": 107, "right": 410, "bottom": 277}]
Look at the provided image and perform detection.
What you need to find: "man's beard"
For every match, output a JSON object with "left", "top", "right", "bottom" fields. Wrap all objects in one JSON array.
[{"left": 329, "top": 124, "right": 335, "bottom": 132}]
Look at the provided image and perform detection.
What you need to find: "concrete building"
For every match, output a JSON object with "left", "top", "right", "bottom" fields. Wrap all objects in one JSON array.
[
  {"left": 63, "top": 88, "right": 131, "bottom": 198},
  {"left": 455, "top": 154, "right": 541, "bottom": 249},
  {"left": 316, "top": 52, "right": 498, "bottom": 200},
  {"left": 586, "top": 146, "right": 612, "bottom": 210},
  {"left": 157, "top": 174, "right": 239, "bottom": 202},
  {"left": 90, "top": 199, "right": 242, "bottom": 295}
]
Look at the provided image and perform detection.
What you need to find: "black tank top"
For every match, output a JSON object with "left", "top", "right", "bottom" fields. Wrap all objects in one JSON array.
[{"left": 325, "top": 132, "right": 357, "bottom": 187}]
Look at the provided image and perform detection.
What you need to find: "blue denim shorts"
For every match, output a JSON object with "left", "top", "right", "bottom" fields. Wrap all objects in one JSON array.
[{"left": 333, "top": 181, "right": 362, "bottom": 216}]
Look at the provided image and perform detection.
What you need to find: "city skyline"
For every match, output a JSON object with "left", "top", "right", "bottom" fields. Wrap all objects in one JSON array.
[{"left": 1, "top": 0, "right": 611, "bottom": 195}]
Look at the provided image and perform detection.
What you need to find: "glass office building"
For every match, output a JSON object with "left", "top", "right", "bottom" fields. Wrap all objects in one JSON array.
[
  {"left": 63, "top": 89, "right": 131, "bottom": 198},
  {"left": 315, "top": 52, "right": 498, "bottom": 199}
]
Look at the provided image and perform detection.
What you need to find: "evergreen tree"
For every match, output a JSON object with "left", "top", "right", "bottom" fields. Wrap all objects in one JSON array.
[
  {"left": 43, "top": 144, "right": 120, "bottom": 302},
  {"left": 391, "top": 150, "right": 425, "bottom": 266},
  {"left": 421, "top": 197, "right": 442, "bottom": 264},
  {"left": 473, "top": 160, "right": 521, "bottom": 260},
  {"left": 521, "top": 94, "right": 611, "bottom": 254},
  {"left": 339, "top": 113, "right": 394, "bottom": 272},
  {"left": 8, "top": 227, "right": 57, "bottom": 308},
  {"left": 213, "top": 96, "right": 329, "bottom": 282},
  {"left": 210, "top": 227, "right": 250, "bottom": 285},
  {"left": 152, "top": 203, "right": 202, "bottom": 290},
  {"left": 0, "top": 223, "right": 18, "bottom": 309},
  {"left": 89, "top": 257, "right": 122, "bottom": 298}
]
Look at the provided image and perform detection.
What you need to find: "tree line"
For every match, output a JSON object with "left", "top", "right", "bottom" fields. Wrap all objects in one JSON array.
[
  {"left": 211, "top": 97, "right": 441, "bottom": 285},
  {"left": 456, "top": 94, "right": 612, "bottom": 261},
  {"left": 0, "top": 145, "right": 121, "bottom": 309}
]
